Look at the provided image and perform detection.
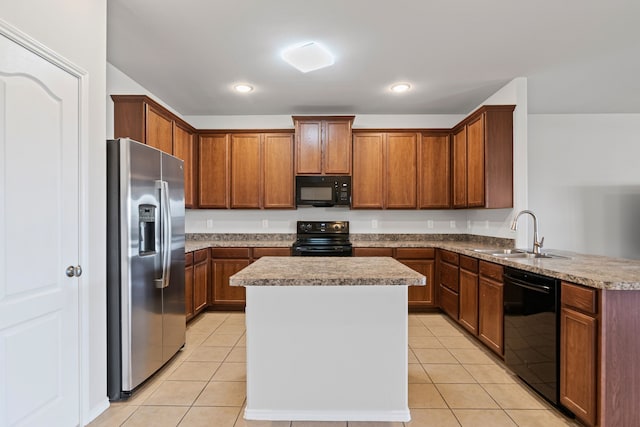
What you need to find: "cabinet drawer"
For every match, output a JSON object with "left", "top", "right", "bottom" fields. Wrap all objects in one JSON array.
[
  {"left": 353, "top": 247, "right": 394, "bottom": 257},
  {"left": 194, "top": 248, "right": 208, "bottom": 263},
  {"left": 562, "top": 282, "right": 598, "bottom": 315},
  {"left": 396, "top": 248, "right": 435, "bottom": 259},
  {"left": 440, "top": 261, "right": 459, "bottom": 292},
  {"left": 439, "top": 249, "right": 459, "bottom": 265},
  {"left": 210, "top": 247, "right": 251, "bottom": 259},
  {"left": 479, "top": 261, "right": 503, "bottom": 282},
  {"left": 252, "top": 247, "right": 291, "bottom": 258},
  {"left": 440, "top": 284, "right": 459, "bottom": 319},
  {"left": 459, "top": 255, "right": 478, "bottom": 272},
  {"left": 185, "top": 252, "right": 194, "bottom": 266}
]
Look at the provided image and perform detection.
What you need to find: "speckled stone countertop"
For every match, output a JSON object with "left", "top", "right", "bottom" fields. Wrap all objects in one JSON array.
[
  {"left": 229, "top": 256, "right": 426, "bottom": 287},
  {"left": 186, "top": 233, "right": 640, "bottom": 291}
]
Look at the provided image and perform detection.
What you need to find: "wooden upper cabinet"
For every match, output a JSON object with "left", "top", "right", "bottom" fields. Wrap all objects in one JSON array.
[
  {"left": 352, "top": 133, "right": 385, "bottom": 208},
  {"left": 173, "top": 123, "right": 196, "bottom": 208},
  {"left": 293, "top": 116, "right": 354, "bottom": 175},
  {"left": 419, "top": 132, "right": 451, "bottom": 209},
  {"left": 452, "top": 126, "right": 468, "bottom": 208},
  {"left": 198, "top": 134, "right": 230, "bottom": 208},
  {"left": 231, "top": 134, "right": 262, "bottom": 208},
  {"left": 352, "top": 132, "right": 418, "bottom": 209},
  {"left": 262, "top": 133, "right": 295, "bottom": 209},
  {"left": 466, "top": 115, "right": 485, "bottom": 207},
  {"left": 452, "top": 105, "right": 514, "bottom": 209},
  {"left": 324, "top": 119, "right": 353, "bottom": 174},
  {"left": 112, "top": 95, "right": 194, "bottom": 156},
  {"left": 219, "top": 132, "right": 295, "bottom": 209},
  {"left": 385, "top": 133, "right": 417, "bottom": 209},
  {"left": 145, "top": 105, "right": 173, "bottom": 154}
]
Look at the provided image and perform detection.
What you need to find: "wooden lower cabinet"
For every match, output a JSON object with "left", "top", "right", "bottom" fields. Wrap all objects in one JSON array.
[
  {"left": 478, "top": 261, "right": 504, "bottom": 356},
  {"left": 193, "top": 249, "right": 208, "bottom": 314},
  {"left": 560, "top": 282, "right": 598, "bottom": 426},
  {"left": 458, "top": 256, "right": 479, "bottom": 334},
  {"left": 353, "top": 247, "right": 435, "bottom": 310},
  {"left": 185, "top": 249, "right": 209, "bottom": 321},
  {"left": 185, "top": 252, "right": 194, "bottom": 320},
  {"left": 437, "top": 250, "right": 459, "bottom": 319},
  {"left": 208, "top": 246, "right": 291, "bottom": 311},
  {"left": 396, "top": 248, "right": 435, "bottom": 310},
  {"left": 209, "top": 248, "right": 250, "bottom": 310}
]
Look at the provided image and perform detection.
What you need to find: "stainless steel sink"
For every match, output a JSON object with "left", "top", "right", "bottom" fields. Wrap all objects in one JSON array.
[
  {"left": 472, "top": 248, "right": 523, "bottom": 255},
  {"left": 472, "top": 248, "right": 569, "bottom": 259}
]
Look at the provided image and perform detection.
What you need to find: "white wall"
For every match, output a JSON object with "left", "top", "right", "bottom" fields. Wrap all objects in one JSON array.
[
  {"left": 0, "top": 1, "right": 107, "bottom": 424},
  {"left": 529, "top": 114, "right": 640, "bottom": 259}
]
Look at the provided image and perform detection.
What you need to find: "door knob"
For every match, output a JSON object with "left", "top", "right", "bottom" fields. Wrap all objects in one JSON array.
[{"left": 66, "top": 265, "right": 83, "bottom": 277}]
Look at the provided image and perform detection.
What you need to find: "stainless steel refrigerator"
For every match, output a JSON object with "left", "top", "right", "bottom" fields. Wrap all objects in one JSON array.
[{"left": 107, "top": 138, "right": 186, "bottom": 400}]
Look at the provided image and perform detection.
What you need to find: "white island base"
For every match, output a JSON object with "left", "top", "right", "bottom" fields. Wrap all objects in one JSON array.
[{"left": 244, "top": 285, "right": 409, "bottom": 422}]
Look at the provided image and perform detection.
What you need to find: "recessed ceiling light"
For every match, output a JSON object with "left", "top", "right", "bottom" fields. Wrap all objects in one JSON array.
[
  {"left": 234, "top": 84, "right": 253, "bottom": 93},
  {"left": 281, "top": 41, "right": 335, "bottom": 73},
  {"left": 390, "top": 83, "right": 411, "bottom": 93}
]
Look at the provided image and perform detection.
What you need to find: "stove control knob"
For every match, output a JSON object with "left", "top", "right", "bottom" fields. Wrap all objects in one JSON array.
[
  {"left": 333, "top": 223, "right": 343, "bottom": 230},
  {"left": 301, "top": 223, "right": 312, "bottom": 232}
]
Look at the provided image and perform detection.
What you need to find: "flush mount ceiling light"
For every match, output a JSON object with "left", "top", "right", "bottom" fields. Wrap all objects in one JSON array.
[
  {"left": 234, "top": 84, "right": 253, "bottom": 93},
  {"left": 390, "top": 82, "right": 411, "bottom": 93},
  {"left": 281, "top": 41, "right": 335, "bottom": 73}
]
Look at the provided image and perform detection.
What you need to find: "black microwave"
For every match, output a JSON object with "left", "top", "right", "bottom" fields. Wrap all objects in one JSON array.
[{"left": 295, "top": 176, "right": 351, "bottom": 207}]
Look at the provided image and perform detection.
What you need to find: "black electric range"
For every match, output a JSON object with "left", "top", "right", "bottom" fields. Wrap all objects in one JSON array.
[{"left": 291, "top": 221, "right": 352, "bottom": 257}]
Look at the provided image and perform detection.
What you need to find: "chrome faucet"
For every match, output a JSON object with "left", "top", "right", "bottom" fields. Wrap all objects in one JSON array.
[{"left": 510, "top": 210, "right": 544, "bottom": 255}]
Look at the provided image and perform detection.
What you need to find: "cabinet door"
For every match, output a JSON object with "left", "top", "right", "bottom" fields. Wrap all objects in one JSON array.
[
  {"left": 352, "top": 133, "right": 384, "bottom": 208},
  {"left": 145, "top": 104, "right": 173, "bottom": 154},
  {"left": 185, "top": 263, "right": 194, "bottom": 321},
  {"left": 198, "top": 134, "right": 230, "bottom": 208},
  {"left": 466, "top": 114, "right": 485, "bottom": 207},
  {"left": 478, "top": 276, "right": 503, "bottom": 355},
  {"left": 399, "top": 259, "right": 435, "bottom": 308},
  {"left": 211, "top": 259, "right": 249, "bottom": 307},
  {"left": 385, "top": 133, "right": 417, "bottom": 209},
  {"left": 231, "top": 134, "right": 261, "bottom": 208},
  {"left": 419, "top": 133, "right": 451, "bottom": 208},
  {"left": 459, "top": 269, "right": 479, "bottom": 334},
  {"left": 263, "top": 133, "right": 294, "bottom": 208},
  {"left": 173, "top": 123, "right": 196, "bottom": 208},
  {"left": 452, "top": 127, "right": 467, "bottom": 208},
  {"left": 323, "top": 119, "right": 352, "bottom": 174},
  {"left": 193, "top": 259, "right": 208, "bottom": 314},
  {"left": 560, "top": 307, "right": 597, "bottom": 426},
  {"left": 295, "top": 120, "right": 322, "bottom": 174}
]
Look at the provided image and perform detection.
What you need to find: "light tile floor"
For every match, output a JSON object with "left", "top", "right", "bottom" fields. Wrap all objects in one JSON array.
[{"left": 90, "top": 312, "right": 581, "bottom": 427}]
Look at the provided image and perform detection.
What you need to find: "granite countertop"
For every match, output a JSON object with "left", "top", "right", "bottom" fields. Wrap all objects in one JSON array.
[
  {"left": 229, "top": 256, "right": 426, "bottom": 287},
  {"left": 186, "top": 233, "right": 640, "bottom": 291}
]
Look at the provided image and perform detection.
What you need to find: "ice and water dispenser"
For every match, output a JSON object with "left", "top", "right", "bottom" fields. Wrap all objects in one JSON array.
[{"left": 138, "top": 204, "right": 157, "bottom": 255}]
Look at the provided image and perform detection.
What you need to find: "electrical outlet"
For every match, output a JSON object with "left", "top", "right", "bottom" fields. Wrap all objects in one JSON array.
[
  {"left": 262, "top": 219, "right": 269, "bottom": 229},
  {"left": 485, "top": 220, "right": 490, "bottom": 229},
  {"left": 206, "top": 219, "right": 214, "bottom": 229},
  {"left": 449, "top": 220, "right": 456, "bottom": 228},
  {"left": 427, "top": 220, "right": 434, "bottom": 229},
  {"left": 467, "top": 220, "right": 471, "bottom": 229},
  {"left": 371, "top": 219, "right": 378, "bottom": 229}
]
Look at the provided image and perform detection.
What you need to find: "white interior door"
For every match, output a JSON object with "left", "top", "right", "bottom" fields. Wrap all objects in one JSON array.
[{"left": 0, "top": 32, "right": 80, "bottom": 426}]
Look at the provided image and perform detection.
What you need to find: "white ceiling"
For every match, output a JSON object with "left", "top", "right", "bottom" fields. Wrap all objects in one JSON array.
[{"left": 107, "top": 0, "right": 640, "bottom": 116}]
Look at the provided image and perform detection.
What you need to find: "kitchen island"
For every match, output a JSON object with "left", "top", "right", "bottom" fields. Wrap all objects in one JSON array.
[{"left": 229, "top": 256, "right": 425, "bottom": 422}]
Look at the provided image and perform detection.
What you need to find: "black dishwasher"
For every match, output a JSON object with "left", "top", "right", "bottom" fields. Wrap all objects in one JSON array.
[{"left": 503, "top": 267, "right": 560, "bottom": 406}]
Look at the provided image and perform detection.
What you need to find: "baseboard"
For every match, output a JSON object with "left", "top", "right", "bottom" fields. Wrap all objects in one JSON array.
[{"left": 243, "top": 408, "right": 411, "bottom": 422}]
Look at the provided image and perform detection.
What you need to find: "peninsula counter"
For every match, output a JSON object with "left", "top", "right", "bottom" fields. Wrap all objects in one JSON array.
[{"left": 230, "top": 256, "right": 426, "bottom": 422}]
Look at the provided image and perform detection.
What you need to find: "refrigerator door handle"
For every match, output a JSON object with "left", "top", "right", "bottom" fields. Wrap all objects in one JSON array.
[{"left": 154, "top": 180, "right": 172, "bottom": 289}]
